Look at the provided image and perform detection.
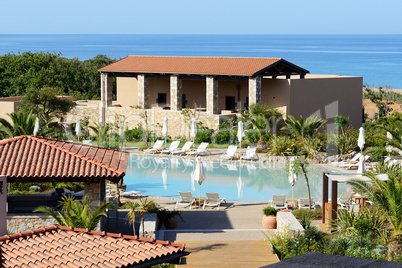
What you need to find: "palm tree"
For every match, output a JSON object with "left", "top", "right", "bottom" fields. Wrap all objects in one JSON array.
[
  {"left": 125, "top": 201, "right": 140, "bottom": 236},
  {"left": 33, "top": 195, "right": 115, "bottom": 230},
  {"left": 283, "top": 115, "right": 327, "bottom": 210},
  {"left": 0, "top": 111, "right": 36, "bottom": 138},
  {"left": 348, "top": 171, "right": 402, "bottom": 239},
  {"left": 89, "top": 122, "right": 110, "bottom": 146}
]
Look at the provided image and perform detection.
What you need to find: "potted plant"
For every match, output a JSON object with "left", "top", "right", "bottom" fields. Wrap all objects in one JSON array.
[
  {"left": 157, "top": 208, "right": 183, "bottom": 230},
  {"left": 262, "top": 206, "right": 277, "bottom": 229}
]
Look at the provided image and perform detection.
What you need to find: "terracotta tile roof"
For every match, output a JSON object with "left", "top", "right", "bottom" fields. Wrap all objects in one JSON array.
[
  {"left": 99, "top": 55, "right": 289, "bottom": 76},
  {"left": 0, "top": 225, "right": 187, "bottom": 268},
  {"left": 0, "top": 136, "right": 129, "bottom": 183}
]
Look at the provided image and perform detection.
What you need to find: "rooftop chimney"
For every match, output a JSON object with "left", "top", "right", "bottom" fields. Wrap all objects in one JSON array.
[{"left": 0, "top": 175, "right": 7, "bottom": 236}]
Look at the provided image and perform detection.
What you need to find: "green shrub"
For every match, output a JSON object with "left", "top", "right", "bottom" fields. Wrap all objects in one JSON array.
[
  {"left": 214, "top": 130, "right": 231, "bottom": 144},
  {"left": 262, "top": 207, "right": 277, "bottom": 216},
  {"left": 125, "top": 126, "right": 143, "bottom": 142},
  {"left": 246, "top": 130, "right": 260, "bottom": 143},
  {"left": 241, "top": 140, "right": 249, "bottom": 148},
  {"left": 292, "top": 208, "right": 322, "bottom": 221},
  {"left": 267, "top": 135, "right": 294, "bottom": 156},
  {"left": 195, "top": 130, "right": 212, "bottom": 143}
]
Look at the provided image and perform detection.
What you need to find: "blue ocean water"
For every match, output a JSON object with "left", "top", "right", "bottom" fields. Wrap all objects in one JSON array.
[{"left": 1, "top": 34, "right": 402, "bottom": 88}]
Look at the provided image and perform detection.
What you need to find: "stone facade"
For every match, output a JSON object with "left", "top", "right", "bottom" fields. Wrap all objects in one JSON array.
[
  {"left": 206, "top": 76, "right": 219, "bottom": 114},
  {"left": 84, "top": 181, "right": 103, "bottom": 210},
  {"left": 249, "top": 77, "right": 262, "bottom": 105},
  {"left": 7, "top": 214, "right": 57, "bottom": 234},
  {"left": 67, "top": 106, "right": 234, "bottom": 139},
  {"left": 170, "top": 75, "right": 182, "bottom": 111},
  {"left": 137, "top": 74, "right": 149, "bottom": 108}
]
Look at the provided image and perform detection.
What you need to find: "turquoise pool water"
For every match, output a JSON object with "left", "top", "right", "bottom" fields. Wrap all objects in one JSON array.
[{"left": 124, "top": 155, "right": 346, "bottom": 202}]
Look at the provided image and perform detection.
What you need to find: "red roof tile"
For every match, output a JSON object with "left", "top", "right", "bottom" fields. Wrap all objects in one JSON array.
[
  {"left": 0, "top": 136, "right": 129, "bottom": 183},
  {"left": 0, "top": 225, "right": 187, "bottom": 268},
  {"left": 99, "top": 55, "right": 286, "bottom": 76}
]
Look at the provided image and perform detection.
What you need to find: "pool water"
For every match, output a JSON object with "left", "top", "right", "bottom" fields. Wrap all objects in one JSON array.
[{"left": 124, "top": 155, "right": 347, "bottom": 202}]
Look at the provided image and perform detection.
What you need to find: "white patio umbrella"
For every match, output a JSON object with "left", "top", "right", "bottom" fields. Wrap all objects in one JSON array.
[
  {"left": 162, "top": 116, "right": 168, "bottom": 147},
  {"left": 288, "top": 156, "right": 297, "bottom": 208},
  {"left": 192, "top": 156, "right": 206, "bottom": 207},
  {"left": 162, "top": 169, "right": 168, "bottom": 189},
  {"left": 358, "top": 127, "right": 365, "bottom": 154},
  {"left": 386, "top": 131, "right": 393, "bottom": 155},
  {"left": 237, "top": 121, "right": 245, "bottom": 155},
  {"left": 33, "top": 117, "right": 40, "bottom": 136},
  {"left": 75, "top": 117, "right": 82, "bottom": 142},
  {"left": 190, "top": 118, "right": 197, "bottom": 150}
]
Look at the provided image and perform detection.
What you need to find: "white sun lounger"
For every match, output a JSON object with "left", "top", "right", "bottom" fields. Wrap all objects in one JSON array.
[
  {"left": 338, "top": 155, "right": 370, "bottom": 169},
  {"left": 171, "top": 141, "right": 194, "bottom": 155},
  {"left": 143, "top": 140, "right": 164, "bottom": 154},
  {"left": 203, "top": 192, "right": 227, "bottom": 210},
  {"left": 176, "top": 191, "right": 195, "bottom": 209},
  {"left": 220, "top": 145, "right": 237, "bottom": 160},
  {"left": 186, "top": 142, "right": 211, "bottom": 156},
  {"left": 160, "top": 141, "right": 180, "bottom": 155},
  {"left": 240, "top": 146, "right": 259, "bottom": 161},
  {"left": 298, "top": 198, "right": 316, "bottom": 209},
  {"left": 332, "top": 152, "right": 361, "bottom": 166},
  {"left": 337, "top": 192, "right": 355, "bottom": 209},
  {"left": 269, "top": 194, "right": 288, "bottom": 209}
]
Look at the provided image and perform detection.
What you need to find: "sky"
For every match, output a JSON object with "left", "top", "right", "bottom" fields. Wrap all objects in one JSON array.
[{"left": 1, "top": 0, "right": 402, "bottom": 34}]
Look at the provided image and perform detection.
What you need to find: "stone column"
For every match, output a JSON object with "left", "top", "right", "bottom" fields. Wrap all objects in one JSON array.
[
  {"left": 100, "top": 72, "right": 113, "bottom": 123},
  {"left": 84, "top": 181, "right": 102, "bottom": 211},
  {"left": 170, "top": 75, "right": 182, "bottom": 111},
  {"left": 138, "top": 74, "right": 150, "bottom": 109},
  {"left": 206, "top": 76, "right": 219, "bottom": 114},
  {"left": 248, "top": 76, "right": 262, "bottom": 105},
  {"left": 0, "top": 176, "right": 6, "bottom": 236}
]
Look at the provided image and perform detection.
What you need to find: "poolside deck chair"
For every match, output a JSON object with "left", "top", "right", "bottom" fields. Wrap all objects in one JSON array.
[
  {"left": 203, "top": 192, "right": 227, "bottom": 210},
  {"left": 331, "top": 153, "right": 361, "bottom": 166},
  {"left": 143, "top": 140, "right": 164, "bottom": 154},
  {"left": 186, "top": 142, "right": 211, "bottom": 156},
  {"left": 338, "top": 155, "right": 370, "bottom": 169},
  {"left": 269, "top": 194, "right": 288, "bottom": 209},
  {"left": 160, "top": 140, "right": 180, "bottom": 155},
  {"left": 337, "top": 192, "right": 355, "bottom": 209},
  {"left": 171, "top": 141, "right": 193, "bottom": 155},
  {"left": 240, "top": 146, "right": 259, "bottom": 161},
  {"left": 83, "top": 140, "right": 92, "bottom": 145},
  {"left": 298, "top": 198, "right": 316, "bottom": 209},
  {"left": 220, "top": 145, "right": 237, "bottom": 160},
  {"left": 176, "top": 191, "right": 195, "bottom": 209}
]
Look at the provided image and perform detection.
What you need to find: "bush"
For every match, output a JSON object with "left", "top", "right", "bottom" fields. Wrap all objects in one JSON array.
[
  {"left": 262, "top": 207, "right": 277, "bottom": 216},
  {"left": 195, "top": 130, "right": 212, "bottom": 143},
  {"left": 125, "top": 126, "right": 143, "bottom": 142},
  {"left": 214, "top": 130, "right": 231, "bottom": 144},
  {"left": 246, "top": 130, "right": 260, "bottom": 143},
  {"left": 292, "top": 208, "right": 322, "bottom": 221}
]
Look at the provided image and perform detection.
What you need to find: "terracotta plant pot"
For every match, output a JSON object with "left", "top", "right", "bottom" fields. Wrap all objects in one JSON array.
[
  {"left": 164, "top": 216, "right": 179, "bottom": 230},
  {"left": 262, "top": 215, "right": 276, "bottom": 229}
]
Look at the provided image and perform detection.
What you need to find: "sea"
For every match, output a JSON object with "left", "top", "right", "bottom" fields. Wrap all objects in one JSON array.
[{"left": 1, "top": 34, "right": 402, "bottom": 89}]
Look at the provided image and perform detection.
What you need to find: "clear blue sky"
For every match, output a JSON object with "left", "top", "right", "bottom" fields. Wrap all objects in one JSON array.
[{"left": 1, "top": 0, "right": 401, "bottom": 34}]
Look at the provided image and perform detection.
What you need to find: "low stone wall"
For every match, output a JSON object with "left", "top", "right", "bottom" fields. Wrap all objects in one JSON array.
[
  {"left": 7, "top": 214, "right": 57, "bottom": 234},
  {"left": 276, "top": 212, "right": 304, "bottom": 233},
  {"left": 66, "top": 106, "right": 235, "bottom": 138}
]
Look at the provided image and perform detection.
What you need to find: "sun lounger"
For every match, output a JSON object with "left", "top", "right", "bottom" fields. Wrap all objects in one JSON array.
[
  {"left": 176, "top": 191, "right": 195, "bottom": 209},
  {"left": 171, "top": 141, "right": 194, "bottom": 155},
  {"left": 298, "top": 198, "right": 316, "bottom": 209},
  {"left": 186, "top": 142, "right": 211, "bottom": 156},
  {"left": 331, "top": 153, "right": 361, "bottom": 166},
  {"left": 269, "top": 194, "right": 288, "bottom": 209},
  {"left": 83, "top": 140, "right": 92, "bottom": 145},
  {"left": 337, "top": 192, "right": 355, "bottom": 209},
  {"left": 120, "top": 190, "right": 142, "bottom": 197},
  {"left": 338, "top": 155, "right": 370, "bottom": 169},
  {"left": 203, "top": 192, "right": 227, "bottom": 210},
  {"left": 143, "top": 140, "right": 164, "bottom": 154},
  {"left": 220, "top": 145, "right": 237, "bottom": 160},
  {"left": 240, "top": 146, "right": 259, "bottom": 161},
  {"left": 160, "top": 140, "right": 180, "bottom": 155}
]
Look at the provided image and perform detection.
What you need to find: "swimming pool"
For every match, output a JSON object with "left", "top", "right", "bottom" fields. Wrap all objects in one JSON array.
[{"left": 123, "top": 155, "right": 347, "bottom": 202}]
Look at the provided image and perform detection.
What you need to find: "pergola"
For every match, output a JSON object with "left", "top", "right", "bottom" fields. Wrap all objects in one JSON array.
[
  {"left": 98, "top": 55, "right": 309, "bottom": 121},
  {"left": 322, "top": 172, "right": 388, "bottom": 226}
]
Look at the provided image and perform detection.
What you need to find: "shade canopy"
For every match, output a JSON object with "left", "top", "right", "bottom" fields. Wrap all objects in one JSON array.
[
  {"left": 288, "top": 156, "right": 297, "bottom": 186},
  {"left": 190, "top": 118, "right": 197, "bottom": 138},
  {"left": 162, "top": 117, "right": 168, "bottom": 137},
  {"left": 326, "top": 173, "right": 388, "bottom": 182},
  {"left": 192, "top": 156, "right": 206, "bottom": 185},
  {"left": 237, "top": 121, "right": 245, "bottom": 143},
  {"left": 75, "top": 117, "right": 82, "bottom": 137}
]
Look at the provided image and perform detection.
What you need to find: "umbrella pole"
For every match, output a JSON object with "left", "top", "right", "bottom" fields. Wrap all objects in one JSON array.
[
  {"left": 292, "top": 186, "right": 294, "bottom": 209},
  {"left": 199, "top": 184, "right": 201, "bottom": 208}
]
